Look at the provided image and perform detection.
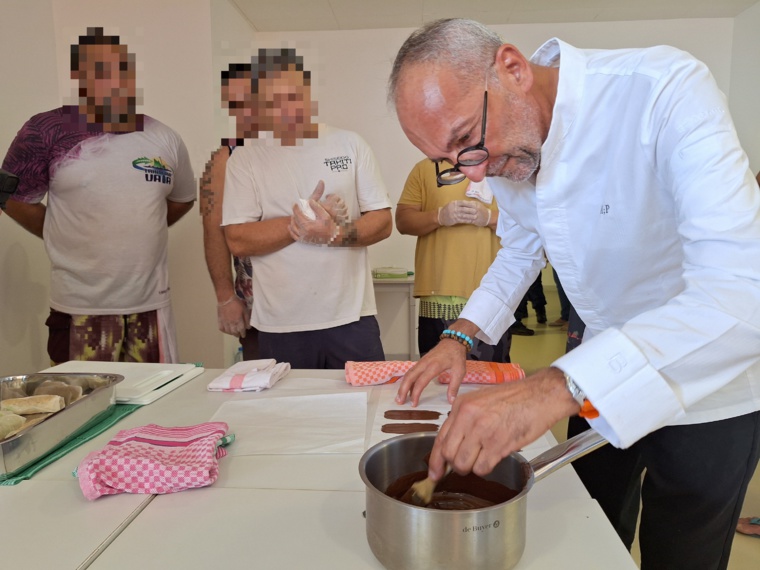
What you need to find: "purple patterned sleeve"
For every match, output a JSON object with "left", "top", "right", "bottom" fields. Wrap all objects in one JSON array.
[
  {"left": 1, "top": 107, "right": 92, "bottom": 204},
  {"left": 1, "top": 111, "right": 57, "bottom": 203}
]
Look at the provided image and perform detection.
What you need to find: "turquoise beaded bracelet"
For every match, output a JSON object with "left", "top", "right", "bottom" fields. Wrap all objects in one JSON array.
[{"left": 440, "top": 329, "right": 474, "bottom": 352}]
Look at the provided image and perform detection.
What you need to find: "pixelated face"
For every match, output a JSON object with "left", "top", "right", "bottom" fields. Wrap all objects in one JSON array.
[
  {"left": 255, "top": 68, "right": 315, "bottom": 141},
  {"left": 72, "top": 43, "right": 136, "bottom": 122},
  {"left": 221, "top": 75, "right": 256, "bottom": 137}
]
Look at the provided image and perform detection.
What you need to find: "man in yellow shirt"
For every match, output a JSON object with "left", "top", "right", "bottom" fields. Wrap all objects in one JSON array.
[{"left": 397, "top": 159, "right": 512, "bottom": 360}]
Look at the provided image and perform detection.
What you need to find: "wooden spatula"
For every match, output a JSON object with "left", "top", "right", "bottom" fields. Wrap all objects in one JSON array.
[{"left": 409, "top": 464, "right": 453, "bottom": 506}]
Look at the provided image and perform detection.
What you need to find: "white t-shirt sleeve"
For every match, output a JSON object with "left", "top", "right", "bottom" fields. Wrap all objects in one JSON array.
[
  {"left": 168, "top": 137, "right": 196, "bottom": 203},
  {"left": 352, "top": 134, "right": 391, "bottom": 213},
  {"left": 222, "top": 148, "right": 261, "bottom": 226}
]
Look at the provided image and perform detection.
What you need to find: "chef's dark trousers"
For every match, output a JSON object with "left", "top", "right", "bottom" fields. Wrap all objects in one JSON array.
[
  {"left": 552, "top": 267, "right": 571, "bottom": 321},
  {"left": 568, "top": 411, "right": 760, "bottom": 570},
  {"left": 514, "top": 272, "right": 547, "bottom": 320},
  {"left": 565, "top": 305, "right": 586, "bottom": 353},
  {"left": 257, "top": 315, "right": 384, "bottom": 369}
]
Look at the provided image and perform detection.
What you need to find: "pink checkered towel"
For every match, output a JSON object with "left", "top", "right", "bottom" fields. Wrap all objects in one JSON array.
[
  {"left": 76, "top": 422, "right": 234, "bottom": 501},
  {"left": 344, "top": 360, "right": 525, "bottom": 387}
]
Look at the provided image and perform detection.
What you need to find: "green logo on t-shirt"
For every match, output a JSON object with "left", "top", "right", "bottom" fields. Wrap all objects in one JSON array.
[{"left": 132, "top": 156, "right": 173, "bottom": 184}]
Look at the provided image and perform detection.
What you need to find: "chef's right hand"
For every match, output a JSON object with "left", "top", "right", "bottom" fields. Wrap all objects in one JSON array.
[
  {"left": 217, "top": 295, "right": 248, "bottom": 338},
  {"left": 396, "top": 338, "right": 468, "bottom": 407},
  {"left": 428, "top": 368, "right": 580, "bottom": 480}
]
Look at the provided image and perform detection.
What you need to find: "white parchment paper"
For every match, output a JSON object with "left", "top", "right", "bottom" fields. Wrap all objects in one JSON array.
[{"left": 211, "top": 392, "right": 367, "bottom": 455}]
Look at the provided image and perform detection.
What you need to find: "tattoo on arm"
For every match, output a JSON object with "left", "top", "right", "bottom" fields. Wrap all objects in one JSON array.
[
  {"left": 199, "top": 157, "right": 218, "bottom": 218},
  {"left": 200, "top": 183, "right": 215, "bottom": 217}
]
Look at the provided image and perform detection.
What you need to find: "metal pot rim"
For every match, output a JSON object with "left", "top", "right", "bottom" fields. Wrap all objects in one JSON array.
[{"left": 359, "top": 432, "right": 535, "bottom": 512}]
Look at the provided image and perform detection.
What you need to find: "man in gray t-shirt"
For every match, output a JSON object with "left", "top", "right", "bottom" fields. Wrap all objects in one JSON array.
[{"left": 2, "top": 27, "right": 195, "bottom": 364}]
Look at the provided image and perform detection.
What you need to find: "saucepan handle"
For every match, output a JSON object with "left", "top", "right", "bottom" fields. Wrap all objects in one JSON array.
[{"left": 530, "top": 428, "right": 607, "bottom": 483}]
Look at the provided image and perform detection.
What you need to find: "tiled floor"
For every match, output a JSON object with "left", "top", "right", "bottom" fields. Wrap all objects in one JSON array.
[{"left": 511, "top": 269, "right": 759, "bottom": 569}]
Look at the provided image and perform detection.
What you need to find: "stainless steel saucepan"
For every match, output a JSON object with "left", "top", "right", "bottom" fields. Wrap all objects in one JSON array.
[{"left": 359, "top": 429, "right": 606, "bottom": 570}]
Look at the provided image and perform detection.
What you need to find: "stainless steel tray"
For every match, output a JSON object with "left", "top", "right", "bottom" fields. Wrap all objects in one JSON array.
[{"left": 0, "top": 372, "right": 123, "bottom": 477}]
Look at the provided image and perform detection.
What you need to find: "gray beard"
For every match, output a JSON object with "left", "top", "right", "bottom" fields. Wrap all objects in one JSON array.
[{"left": 487, "top": 148, "right": 541, "bottom": 182}]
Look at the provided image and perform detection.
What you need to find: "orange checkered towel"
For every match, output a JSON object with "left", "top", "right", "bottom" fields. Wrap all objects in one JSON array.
[{"left": 345, "top": 360, "right": 525, "bottom": 387}]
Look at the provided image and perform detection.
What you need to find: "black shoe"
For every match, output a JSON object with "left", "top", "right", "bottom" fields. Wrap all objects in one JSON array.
[
  {"left": 509, "top": 321, "right": 535, "bottom": 336},
  {"left": 536, "top": 309, "right": 547, "bottom": 324}
]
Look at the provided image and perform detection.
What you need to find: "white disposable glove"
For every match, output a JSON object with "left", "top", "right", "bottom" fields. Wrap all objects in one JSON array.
[
  {"left": 437, "top": 200, "right": 476, "bottom": 226},
  {"left": 438, "top": 200, "right": 491, "bottom": 227},
  {"left": 217, "top": 295, "right": 249, "bottom": 338},
  {"left": 289, "top": 180, "right": 339, "bottom": 245},
  {"left": 321, "top": 193, "right": 350, "bottom": 226},
  {"left": 470, "top": 200, "right": 492, "bottom": 227}
]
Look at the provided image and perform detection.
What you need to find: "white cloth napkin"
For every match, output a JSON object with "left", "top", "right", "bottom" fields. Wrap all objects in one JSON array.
[
  {"left": 207, "top": 359, "right": 291, "bottom": 392},
  {"left": 466, "top": 178, "right": 494, "bottom": 204}
]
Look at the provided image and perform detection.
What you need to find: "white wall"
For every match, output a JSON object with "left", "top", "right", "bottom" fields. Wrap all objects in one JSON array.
[
  {"left": 0, "top": 0, "right": 58, "bottom": 374},
  {"left": 0, "top": 1, "right": 751, "bottom": 372},
  {"left": 730, "top": 2, "right": 760, "bottom": 171}
]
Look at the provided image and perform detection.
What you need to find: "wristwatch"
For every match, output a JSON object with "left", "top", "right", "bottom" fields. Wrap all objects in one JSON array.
[{"left": 563, "top": 372, "right": 586, "bottom": 407}]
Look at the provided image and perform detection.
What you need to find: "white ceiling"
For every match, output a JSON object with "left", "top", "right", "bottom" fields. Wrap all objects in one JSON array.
[{"left": 230, "top": 0, "right": 759, "bottom": 32}]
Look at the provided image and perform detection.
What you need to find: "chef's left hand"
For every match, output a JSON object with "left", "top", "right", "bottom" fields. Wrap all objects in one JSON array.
[
  {"left": 396, "top": 337, "right": 468, "bottom": 406},
  {"left": 427, "top": 367, "right": 580, "bottom": 480}
]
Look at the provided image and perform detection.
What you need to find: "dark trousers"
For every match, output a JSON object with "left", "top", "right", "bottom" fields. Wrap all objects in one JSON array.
[
  {"left": 564, "top": 304, "right": 760, "bottom": 568},
  {"left": 565, "top": 305, "right": 586, "bottom": 353},
  {"left": 257, "top": 316, "right": 385, "bottom": 369},
  {"left": 418, "top": 316, "right": 511, "bottom": 362},
  {"left": 552, "top": 267, "right": 571, "bottom": 321},
  {"left": 239, "top": 327, "right": 260, "bottom": 360},
  {"left": 514, "top": 272, "right": 546, "bottom": 320},
  {"left": 568, "top": 412, "right": 760, "bottom": 569}
]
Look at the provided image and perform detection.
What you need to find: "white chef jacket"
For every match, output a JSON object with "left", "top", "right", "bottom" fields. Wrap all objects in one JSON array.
[{"left": 460, "top": 38, "right": 760, "bottom": 448}]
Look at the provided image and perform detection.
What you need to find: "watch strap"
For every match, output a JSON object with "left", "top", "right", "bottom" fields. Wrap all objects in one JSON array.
[
  {"left": 563, "top": 372, "right": 586, "bottom": 406},
  {"left": 563, "top": 372, "right": 600, "bottom": 419}
]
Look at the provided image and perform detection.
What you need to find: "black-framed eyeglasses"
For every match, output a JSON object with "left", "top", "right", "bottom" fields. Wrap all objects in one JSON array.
[{"left": 435, "top": 90, "right": 489, "bottom": 187}]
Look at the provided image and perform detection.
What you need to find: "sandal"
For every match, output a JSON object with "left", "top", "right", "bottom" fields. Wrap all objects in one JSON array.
[{"left": 737, "top": 517, "right": 760, "bottom": 537}]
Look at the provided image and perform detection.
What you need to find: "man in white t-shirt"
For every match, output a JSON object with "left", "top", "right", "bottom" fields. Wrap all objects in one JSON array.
[
  {"left": 222, "top": 48, "right": 392, "bottom": 369},
  {"left": 388, "top": 18, "right": 760, "bottom": 569},
  {"left": 2, "top": 27, "right": 195, "bottom": 363}
]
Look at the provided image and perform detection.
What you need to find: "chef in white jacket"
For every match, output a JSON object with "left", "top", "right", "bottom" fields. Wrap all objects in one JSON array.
[{"left": 389, "top": 18, "right": 760, "bottom": 570}]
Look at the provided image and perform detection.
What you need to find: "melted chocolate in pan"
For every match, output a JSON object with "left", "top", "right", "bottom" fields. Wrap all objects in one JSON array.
[
  {"left": 381, "top": 423, "right": 439, "bottom": 434},
  {"left": 386, "top": 469, "right": 520, "bottom": 510}
]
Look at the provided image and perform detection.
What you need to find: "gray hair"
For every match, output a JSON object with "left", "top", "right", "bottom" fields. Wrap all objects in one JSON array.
[{"left": 388, "top": 19, "right": 503, "bottom": 106}]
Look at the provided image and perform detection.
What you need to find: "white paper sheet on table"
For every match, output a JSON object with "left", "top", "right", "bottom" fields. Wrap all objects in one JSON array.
[
  {"left": 210, "top": 392, "right": 367, "bottom": 455},
  {"left": 367, "top": 385, "right": 456, "bottom": 449},
  {"left": 367, "top": 384, "right": 555, "bottom": 454}
]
